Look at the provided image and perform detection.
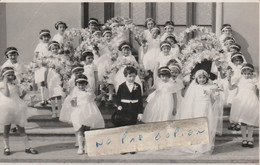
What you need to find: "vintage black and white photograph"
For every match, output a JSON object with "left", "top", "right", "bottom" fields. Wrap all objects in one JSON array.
[{"left": 0, "top": 1, "right": 259, "bottom": 164}]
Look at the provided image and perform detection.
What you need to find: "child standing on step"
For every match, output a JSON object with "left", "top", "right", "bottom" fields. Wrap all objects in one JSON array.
[
  {"left": 0, "top": 67, "right": 38, "bottom": 156},
  {"left": 34, "top": 29, "right": 51, "bottom": 106},
  {"left": 228, "top": 63, "right": 259, "bottom": 148},
  {"left": 47, "top": 41, "right": 63, "bottom": 118},
  {"left": 53, "top": 21, "right": 68, "bottom": 46},
  {"left": 80, "top": 50, "right": 98, "bottom": 94},
  {"left": 142, "top": 67, "right": 179, "bottom": 122},
  {"left": 160, "top": 21, "right": 176, "bottom": 42},
  {"left": 60, "top": 63, "right": 84, "bottom": 123},
  {"left": 70, "top": 74, "right": 105, "bottom": 155},
  {"left": 177, "top": 69, "right": 223, "bottom": 154}
]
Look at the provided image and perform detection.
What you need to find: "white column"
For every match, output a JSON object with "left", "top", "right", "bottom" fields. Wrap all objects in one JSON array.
[{"left": 215, "top": 2, "right": 223, "bottom": 37}]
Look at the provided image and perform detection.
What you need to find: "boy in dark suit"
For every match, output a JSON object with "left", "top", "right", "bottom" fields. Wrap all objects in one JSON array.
[
  {"left": 115, "top": 66, "right": 143, "bottom": 126},
  {"left": 115, "top": 66, "right": 143, "bottom": 155}
]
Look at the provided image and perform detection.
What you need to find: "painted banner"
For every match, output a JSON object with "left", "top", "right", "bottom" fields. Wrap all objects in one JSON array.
[{"left": 85, "top": 117, "right": 209, "bottom": 156}]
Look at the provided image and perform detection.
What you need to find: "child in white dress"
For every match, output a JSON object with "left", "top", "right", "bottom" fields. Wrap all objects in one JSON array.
[
  {"left": 228, "top": 63, "right": 259, "bottom": 148},
  {"left": 222, "top": 36, "right": 235, "bottom": 53},
  {"left": 87, "top": 18, "right": 99, "bottom": 33},
  {"left": 167, "top": 60, "right": 184, "bottom": 112},
  {"left": 53, "top": 21, "right": 68, "bottom": 46},
  {"left": 34, "top": 29, "right": 51, "bottom": 106},
  {"left": 0, "top": 67, "right": 38, "bottom": 155},
  {"left": 114, "top": 42, "right": 142, "bottom": 93},
  {"left": 1, "top": 47, "right": 25, "bottom": 84},
  {"left": 177, "top": 69, "right": 223, "bottom": 154},
  {"left": 59, "top": 64, "right": 84, "bottom": 148},
  {"left": 80, "top": 51, "right": 98, "bottom": 94},
  {"left": 154, "top": 41, "right": 177, "bottom": 82},
  {"left": 160, "top": 21, "right": 176, "bottom": 42},
  {"left": 97, "top": 27, "right": 115, "bottom": 82},
  {"left": 70, "top": 74, "right": 105, "bottom": 154},
  {"left": 47, "top": 41, "right": 63, "bottom": 118},
  {"left": 165, "top": 34, "right": 181, "bottom": 63},
  {"left": 136, "top": 18, "right": 155, "bottom": 66},
  {"left": 142, "top": 26, "right": 161, "bottom": 72},
  {"left": 219, "top": 24, "right": 234, "bottom": 45},
  {"left": 142, "top": 67, "right": 180, "bottom": 122},
  {"left": 60, "top": 63, "right": 84, "bottom": 123}
]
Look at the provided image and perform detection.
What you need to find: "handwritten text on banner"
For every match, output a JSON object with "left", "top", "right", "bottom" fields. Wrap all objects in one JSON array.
[{"left": 85, "top": 117, "right": 209, "bottom": 156}]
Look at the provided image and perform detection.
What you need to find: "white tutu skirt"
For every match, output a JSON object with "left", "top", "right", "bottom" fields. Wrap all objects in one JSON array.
[
  {"left": 59, "top": 87, "right": 79, "bottom": 123},
  {"left": 230, "top": 89, "right": 259, "bottom": 127},
  {"left": 114, "top": 66, "right": 143, "bottom": 92},
  {"left": 142, "top": 90, "right": 174, "bottom": 122},
  {"left": 70, "top": 92, "right": 105, "bottom": 131},
  {"left": 0, "top": 92, "right": 28, "bottom": 127},
  {"left": 95, "top": 54, "right": 111, "bottom": 81},
  {"left": 47, "top": 69, "right": 63, "bottom": 98},
  {"left": 142, "top": 48, "right": 160, "bottom": 71}
]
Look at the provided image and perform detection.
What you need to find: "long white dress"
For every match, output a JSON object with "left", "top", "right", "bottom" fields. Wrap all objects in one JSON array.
[
  {"left": 230, "top": 77, "right": 259, "bottom": 127},
  {"left": 70, "top": 89, "right": 105, "bottom": 131},
  {"left": 83, "top": 63, "right": 97, "bottom": 91},
  {"left": 138, "top": 29, "right": 152, "bottom": 66},
  {"left": 142, "top": 37, "right": 161, "bottom": 71},
  {"left": 34, "top": 42, "right": 49, "bottom": 84},
  {"left": 59, "top": 76, "right": 78, "bottom": 123},
  {"left": 177, "top": 81, "right": 223, "bottom": 154},
  {"left": 173, "top": 77, "right": 184, "bottom": 112},
  {"left": 0, "top": 82, "right": 28, "bottom": 127},
  {"left": 142, "top": 79, "right": 183, "bottom": 122},
  {"left": 227, "top": 64, "right": 242, "bottom": 104},
  {"left": 95, "top": 42, "right": 115, "bottom": 81},
  {"left": 47, "top": 68, "right": 63, "bottom": 98},
  {"left": 114, "top": 55, "right": 143, "bottom": 92}
]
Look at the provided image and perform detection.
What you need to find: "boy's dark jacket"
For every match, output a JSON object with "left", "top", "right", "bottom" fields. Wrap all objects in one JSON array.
[{"left": 114, "top": 82, "right": 143, "bottom": 126}]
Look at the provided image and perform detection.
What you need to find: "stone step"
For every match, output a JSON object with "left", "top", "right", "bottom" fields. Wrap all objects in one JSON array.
[{"left": 2, "top": 106, "right": 255, "bottom": 138}]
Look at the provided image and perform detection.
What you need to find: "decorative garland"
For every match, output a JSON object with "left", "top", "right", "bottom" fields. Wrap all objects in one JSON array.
[{"left": 178, "top": 25, "right": 228, "bottom": 79}]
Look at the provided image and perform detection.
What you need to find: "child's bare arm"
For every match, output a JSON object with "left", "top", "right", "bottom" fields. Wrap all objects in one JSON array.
[
  {"left": 2, "top": 76, "right": 10, "bottom": 97},
  {"left": 94, "top": 70, "right": 98, "bottom": 94},
  {"left": 172, "top": 93, "right": 177, "bottom": 116}
]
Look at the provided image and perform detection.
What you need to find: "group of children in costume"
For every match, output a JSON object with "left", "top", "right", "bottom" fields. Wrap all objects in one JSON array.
[{"left": 0, "top": 18, "right": 258, "bottom": 156}]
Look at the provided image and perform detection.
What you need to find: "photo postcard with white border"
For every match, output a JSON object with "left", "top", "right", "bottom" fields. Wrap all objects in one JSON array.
[{"left": 0, "top": 0, "right": 259, "bottom": 164}]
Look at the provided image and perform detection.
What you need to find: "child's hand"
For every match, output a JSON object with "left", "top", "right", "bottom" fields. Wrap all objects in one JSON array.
[
  {"left": 117, "top": 106, "right": 123, "bottom": 111},
  {"left": 172, "top": 107, "right": 177, "bottom": 116},
  {"left": 137, "top": 114, "right": 143, "bottom": 121},
  {"left": 21, "top": 90, "right": 27, "bottom": 97},
  {"left": 70, "top": 97, "right": 77, "bottom": 107},
  {"left": 3, "top": 75, "right": 8, "bottom": 84}
]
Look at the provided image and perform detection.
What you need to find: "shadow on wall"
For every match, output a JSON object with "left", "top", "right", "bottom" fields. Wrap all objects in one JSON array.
[{"left": 232, "top": 30, "right": 252, "bottom": 64}]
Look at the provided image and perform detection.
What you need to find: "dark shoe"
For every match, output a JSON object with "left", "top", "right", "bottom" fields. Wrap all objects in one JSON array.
[
  {"left": 11, "top": 127, "right": 17, "bottom": 133},
  {"left": 25, "top": 148, "right": 38, "bottom": 154},
  {"left": 40, "top": 100, "right": 46, "bottom": 106},
  {"left": 228, "top": 123, "right": 236, "bottom": 130},
  {"left": 242, "top": 140, "right": 248, "bottom": 147},
  {"left": 4, "top": 148, "right": 10, "bottom": 156},
  {"left": 234, "top": 124, "right": 241, "bottom": 131},
  {"left": 247, "top": 141, "right": 254, "bottom": 148},
  {"left": 120, "top": 152, "right": 127, "bottom": 155},
  {"left": 45, "top": 100, "right": 50, "bottom": 105},
  {"left": 130, "top": 152, "right": 136, "bottom": 154}
]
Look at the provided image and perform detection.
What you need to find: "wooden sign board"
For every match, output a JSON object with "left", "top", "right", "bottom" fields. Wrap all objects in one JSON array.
[{"left": 85, "top": 117, "right": 209, "bottom": 156}]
